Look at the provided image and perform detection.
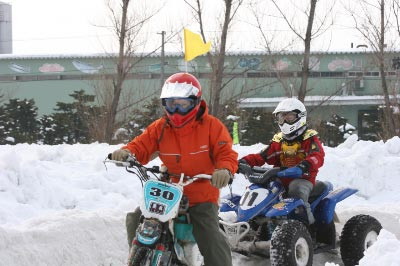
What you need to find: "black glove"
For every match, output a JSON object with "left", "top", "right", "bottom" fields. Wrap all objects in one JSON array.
[
  {"left": 237, "top": 159, "right": 249, "bottom": 173},
  {"left": 238, "top": 159, "right": 248, "bottom": 165},
  {"left": 297, "top": 160, "right": 311, "bottom": 174}
]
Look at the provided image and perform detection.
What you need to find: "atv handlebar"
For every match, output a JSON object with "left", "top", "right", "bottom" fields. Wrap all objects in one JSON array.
[{"left": 238, "top": 163, "right": 281, "bottom": 185}]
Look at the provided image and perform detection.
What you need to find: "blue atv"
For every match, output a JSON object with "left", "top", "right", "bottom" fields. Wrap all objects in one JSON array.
[{"left": 219, "top": 164, "right": 382, "bottom": 266}]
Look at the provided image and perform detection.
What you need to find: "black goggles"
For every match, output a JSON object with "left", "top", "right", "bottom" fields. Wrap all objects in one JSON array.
[{"left": 163, "top": 98, "right": 196, "bottom": 114}]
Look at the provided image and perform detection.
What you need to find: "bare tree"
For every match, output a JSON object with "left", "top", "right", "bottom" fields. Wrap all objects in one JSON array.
[
  {"left": 271, "top": 0, "right": 334, "bottom": 102},
  {"left": 184, "top": 0, "right": 244, "bottom": 117},
  {"left": 103, "top": 0, "right": 130, "bottom": 143},
  {"left": 393, "top": 0, "right": 400, "bottom": 35},
  {"left": 391, "top": 0, "right": 400, "bottom": 132},
  {"left": 346, "top": 0, "right": 397, "bottom": 138},
  {"left": 101, "top": 0, "right": 162, "bottom": 143},
  {"left": 246, "top": 1, "right": 299, "bottom": 97}
]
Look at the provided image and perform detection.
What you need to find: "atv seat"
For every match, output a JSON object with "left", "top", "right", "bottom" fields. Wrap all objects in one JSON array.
[{"left": 308, "top": 181, "right": 330, "bottom": 205}]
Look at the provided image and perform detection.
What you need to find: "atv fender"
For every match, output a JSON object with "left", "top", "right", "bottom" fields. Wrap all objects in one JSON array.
[
  {"left": 315, "top": 187, "right": 358, "bottom": 224},
  {"left": 220, "top": 194, "right": 241, "bottom": 213},
  {"left": 265, "top": 198, "right": 305, "bottom": 218}
]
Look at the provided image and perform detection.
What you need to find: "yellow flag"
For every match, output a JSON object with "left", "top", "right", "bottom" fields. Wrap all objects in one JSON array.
[{"left": 184, "top": 28, "right": 211, "bottom": 61}]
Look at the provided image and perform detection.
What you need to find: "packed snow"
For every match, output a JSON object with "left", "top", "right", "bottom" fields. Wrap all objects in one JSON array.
[{"left": 1, "top": 135, "right": 400, "bottom": 265}]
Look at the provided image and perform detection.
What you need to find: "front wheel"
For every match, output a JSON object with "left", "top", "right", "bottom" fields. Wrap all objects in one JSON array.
[
  {"left": 270, "top": 220, "right": 313, "bottom": 266},
  {"left": 340, "top": 214, "right": 382, "bottom": 266},
  {"left": 127, "top": 246, "right": 152, "bottom": 266}
]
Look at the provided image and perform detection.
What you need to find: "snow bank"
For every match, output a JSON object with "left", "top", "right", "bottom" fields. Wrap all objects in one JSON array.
[
  {"left": 1, "top": 137, "right": 400, "bottom": 265},
  {"left": 0, "top": 210, "right": 126, "bottom": 266}
]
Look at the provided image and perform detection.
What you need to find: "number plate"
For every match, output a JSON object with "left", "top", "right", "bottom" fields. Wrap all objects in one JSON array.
[
  {"left": 239, "top": 187, "right": 269, "bottom": 210},
  {"left": 141, "top": 180, "right": 183, "bottom": 222}
]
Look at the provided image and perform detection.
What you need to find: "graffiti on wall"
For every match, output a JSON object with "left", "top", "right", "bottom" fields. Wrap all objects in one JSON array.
[
  {"left": 328, "top": 57, "right": 353, "bottom": 71},
  {"left": 72, "top": 60, "right": 104, "bottom": 74},
  {"left": 39, "top": 63, "right": 65, "bottom": 73},
  {"left": 9, "top": 63, "right": 31, "bottom": 73},
  {"left": 309, "top": 56, "right": 320, "bottom": 71},
  {"left": 238, "top": 57, "right": 261, "bottom": 70},
  {"left": 270, "top": 58, "right": 292, "bottom": 71}
]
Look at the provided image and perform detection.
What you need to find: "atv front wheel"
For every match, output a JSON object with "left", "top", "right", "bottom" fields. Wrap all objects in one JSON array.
[
  {"left": 340, "top": 214, "right": 382, "bottom": 266},
  {"left": 270, "top": 220, "right": 313, "bottom": 266}
]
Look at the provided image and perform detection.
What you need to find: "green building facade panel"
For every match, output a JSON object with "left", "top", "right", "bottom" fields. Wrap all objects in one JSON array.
[{"left": 1, "top": 51, "right": 399, "bottom": 126}]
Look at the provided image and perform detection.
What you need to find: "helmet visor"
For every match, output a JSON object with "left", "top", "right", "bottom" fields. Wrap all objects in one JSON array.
[
  {"left": 160, "top": 82, "right": 200, "bottom": 99},
  {"left": 163, "top": 97, "right": 195, "bottom": 114},
  {"left": 276, "top": 111, "right": 298, "bottom": 125}
]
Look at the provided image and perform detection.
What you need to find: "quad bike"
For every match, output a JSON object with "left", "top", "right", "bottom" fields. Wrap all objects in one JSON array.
[
  {"left": 105, "top": 155, "right": 210, "bottom": 266},
  {"left": 219, "top": 164, "right": 382, "bottom": 266}
]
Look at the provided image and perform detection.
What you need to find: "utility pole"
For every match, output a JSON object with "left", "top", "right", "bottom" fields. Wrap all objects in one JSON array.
[{"left": 158, "top": 31, "right": 166, "bottom": 88}]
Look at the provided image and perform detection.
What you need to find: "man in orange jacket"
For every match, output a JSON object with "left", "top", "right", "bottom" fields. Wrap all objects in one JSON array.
[{"left": 111, "top": 72, "right": 238, "bottom": 266}]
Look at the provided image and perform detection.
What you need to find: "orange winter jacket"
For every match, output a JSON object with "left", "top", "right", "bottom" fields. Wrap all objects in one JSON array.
[{"left": 122, "top": 100, "right": 238, "bottom": 206}]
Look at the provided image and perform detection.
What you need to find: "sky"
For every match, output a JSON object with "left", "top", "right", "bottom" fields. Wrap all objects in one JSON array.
[
  {"left": 2, "top": 0, "right": 377, "bottom": 56},
  {"left": 1, "top": 135, "right": 400, "bottom": 265}
]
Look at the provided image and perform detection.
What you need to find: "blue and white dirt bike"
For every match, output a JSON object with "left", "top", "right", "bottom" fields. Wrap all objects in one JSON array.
[
  {"left": 105, "top": 155, "right": 210, "bottom": 266},
  {"left": 219, "top": 163, "right": 382, "bottom": 266}
]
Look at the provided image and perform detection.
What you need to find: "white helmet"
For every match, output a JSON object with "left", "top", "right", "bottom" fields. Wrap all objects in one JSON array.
[
  {"left": 160, "top": 73, "right": 202, "bottom": 127},
  {"left": 273, "top": 98, "right": 307, "bottom": 138}
]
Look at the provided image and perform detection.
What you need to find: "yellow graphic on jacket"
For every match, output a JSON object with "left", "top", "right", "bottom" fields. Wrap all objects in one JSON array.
[
  {"left": 280, "top": 141, "right": 306, "bottom": 167},
  {"left": 272, "top": 129, "right": 317, "bottom": 143}
]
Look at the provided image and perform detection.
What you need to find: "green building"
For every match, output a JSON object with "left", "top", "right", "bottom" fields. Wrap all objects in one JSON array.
[{"left": 1, "top": 51, "right": 399, "bottom": 138}]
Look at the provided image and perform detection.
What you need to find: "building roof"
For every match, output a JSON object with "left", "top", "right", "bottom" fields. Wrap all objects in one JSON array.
[
  {"left": 239, "top": 95, "right": 400, "bottom": 108},
  {"left": 1, "top": 50, "right": 400, "bottom": 60}
]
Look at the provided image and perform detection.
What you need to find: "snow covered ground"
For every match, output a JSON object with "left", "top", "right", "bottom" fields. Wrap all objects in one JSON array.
[{"left": 1, "top": 135, "right": 400, "bottom": 266}]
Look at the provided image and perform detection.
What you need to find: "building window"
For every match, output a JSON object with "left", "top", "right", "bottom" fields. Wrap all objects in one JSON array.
[
  {"left": 385, "top": 71, "right": 397, "bottom": 77},
  {"left": 348, "top": 71, "right": 363, "bottom": 77},
  {"left": 364, "top": 71, "right": 379, "bottom": 77},
  {"left": 309, "top": 72, "right": 321, "bottom": 77},
  {"left": 246, "top": 72, "right": 268, "bottom": 78},
  {"left": 320, "top": 72, "right": 344, "bottom": 77},
  {"left": 348, "top": 71, "right": 379, "bottom": 77}
]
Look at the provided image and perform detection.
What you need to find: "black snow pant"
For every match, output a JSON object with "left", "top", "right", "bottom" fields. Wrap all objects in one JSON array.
[{"left": 126, "top": 202, "right": 232, "bottom": 266}]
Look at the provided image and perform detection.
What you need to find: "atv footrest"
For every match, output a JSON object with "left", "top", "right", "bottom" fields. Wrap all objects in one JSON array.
[
  {"left": 219, "top": 220, "right": 250, "bottom": 247},
  {"left": 232, "top": 247, "right": 270, "bottom": 258}
]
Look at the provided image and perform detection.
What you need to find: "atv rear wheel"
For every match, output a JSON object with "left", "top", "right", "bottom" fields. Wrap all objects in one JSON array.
[
  {"left": 270, "top": 220, "right": 313, "bottom": 266},
  {"left": 340, "top": 214, "right": 382, "bottom": 266}
]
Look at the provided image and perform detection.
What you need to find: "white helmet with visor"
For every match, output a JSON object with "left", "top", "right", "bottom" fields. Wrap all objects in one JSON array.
[{"left": 273, "top": 98, "right": 307, "bottom": 138}]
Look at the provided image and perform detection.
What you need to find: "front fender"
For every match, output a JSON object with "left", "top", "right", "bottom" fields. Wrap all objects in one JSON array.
[
  {"left": 315, "top": 187, "right": 358, "bottom": 224},
  {"left": 237, "top": 183, "right": 283, "bottom": 222},
  {"left": 220, "top": 194, "right": 241, "bottom": 213},
  {"left": 265, "top": 198, "right": 305, "bottom": 218}
]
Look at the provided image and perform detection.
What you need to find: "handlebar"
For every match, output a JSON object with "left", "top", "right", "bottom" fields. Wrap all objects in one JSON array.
[
  {"left": 237, "top": 163, "right": 281, "bottom": 185},
  {"left": 106, "top": 153, "right": 160, "bottom": 171},
  {"left": 105, "top": 153, "right": 212, "bottom": 186},
  {"left": 191, "top": 174, "right": 212, "bottom": 180}
]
